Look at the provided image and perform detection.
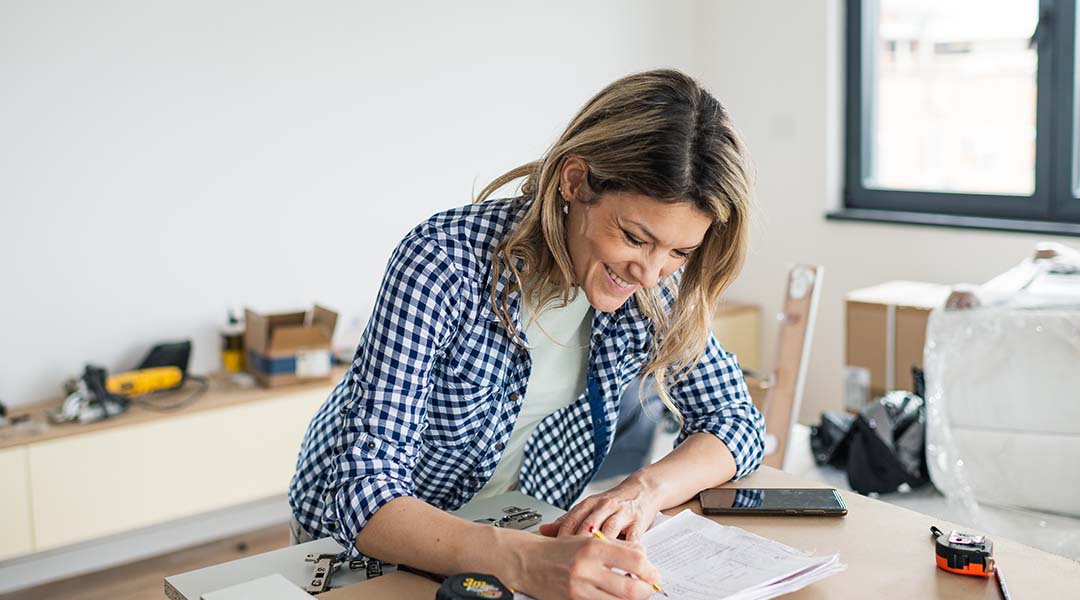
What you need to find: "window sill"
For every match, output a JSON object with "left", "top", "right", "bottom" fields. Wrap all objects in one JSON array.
[{"left": 825, "top": 208, "right": 1080, "bottom": 237}]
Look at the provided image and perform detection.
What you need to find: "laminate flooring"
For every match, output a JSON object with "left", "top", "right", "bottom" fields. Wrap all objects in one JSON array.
[{"left": 3, "top": 524, "right": 289, "bottom": 600}]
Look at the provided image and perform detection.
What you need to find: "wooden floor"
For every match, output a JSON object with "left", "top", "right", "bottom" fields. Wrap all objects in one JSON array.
[{"left": 3, "top": 524, "right": 290, "bottom": 600}]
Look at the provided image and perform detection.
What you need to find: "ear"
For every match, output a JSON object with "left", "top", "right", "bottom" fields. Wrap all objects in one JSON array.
[{"left": 559, "top": 156, "right": 590, "bottom": 203}]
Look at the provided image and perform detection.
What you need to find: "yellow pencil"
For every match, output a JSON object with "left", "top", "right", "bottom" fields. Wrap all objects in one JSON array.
[{"left": 589, "top": 526, "right": 669, "bottom": 597}]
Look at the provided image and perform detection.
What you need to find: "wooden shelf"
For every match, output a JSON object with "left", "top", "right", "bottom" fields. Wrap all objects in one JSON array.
[{"left": 0, "top": 369, "right": 346, "bottom": 451}]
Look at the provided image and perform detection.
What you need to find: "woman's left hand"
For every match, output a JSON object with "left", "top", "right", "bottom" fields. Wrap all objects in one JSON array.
[{"left": 538, "top": 474, "right": 662, "bottom": 542}]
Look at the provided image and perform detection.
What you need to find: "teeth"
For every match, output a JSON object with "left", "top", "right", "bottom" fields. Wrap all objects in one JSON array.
[{"left": 606, "top": 265, "right": 633, "bottom": 289}]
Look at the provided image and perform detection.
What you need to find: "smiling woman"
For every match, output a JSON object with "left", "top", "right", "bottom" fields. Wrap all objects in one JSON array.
[
  {"left": 478, "top": 69, "right": 752, "bottom": 419},
  {"left": 289, "top": 69, "right": 764, "bottom": 600}
]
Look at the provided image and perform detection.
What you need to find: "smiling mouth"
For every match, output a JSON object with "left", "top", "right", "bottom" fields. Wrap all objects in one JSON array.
[{"left": 604, "top": 264, "right": 636, "bottom": 291}]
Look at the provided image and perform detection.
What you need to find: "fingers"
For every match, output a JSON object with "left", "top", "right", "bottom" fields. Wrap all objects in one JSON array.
[
  {"left": 600, "top": 509, "right": 631, "bottom": 539},
  {"left": 558, "top": 498, "right": 595, "bottom": 537},
  {"left": 538, "top": 521, "right": 560, "bottom": 537},
  {"left": 605, "top": 540, "right": 661, "bottom": 585},
  {"left": 623, "top": 512, "right": 658, "bottom": 542},
  {"left": 572, "top": 539, "right": 659, "bottom": 600},
  {"left": 595, "top": 570, "right": 656, "bottom": 600},
  {"left": 558, "top": 491, "right": 654, "bottom": 541},
  {"left": 574, "top": 497, "right": 619, "bottom": 537}
]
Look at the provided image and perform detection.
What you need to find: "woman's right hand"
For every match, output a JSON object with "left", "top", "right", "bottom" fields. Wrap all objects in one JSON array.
[{"left": 509, "top": 533, "right": 662, "bottom": 600}]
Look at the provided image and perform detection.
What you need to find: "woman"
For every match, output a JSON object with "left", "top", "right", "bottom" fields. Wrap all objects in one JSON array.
[{"left": 289, "top": 69, "right": 764, "bottom": 600}]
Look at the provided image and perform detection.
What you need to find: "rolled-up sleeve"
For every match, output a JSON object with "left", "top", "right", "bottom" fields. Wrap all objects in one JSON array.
[
  {"left": 669, "top": 332, "right": 765, "bottom": 480},
  {"left": 322, "top": 229, "right": 465, "bottom": 556}
]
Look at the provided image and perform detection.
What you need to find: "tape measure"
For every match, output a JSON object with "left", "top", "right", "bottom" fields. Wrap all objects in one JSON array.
[
  {"left": 931, "top": 525, "right": 1010, "bottom": 599},
  {"left": 435, "top": 573, "right": 513, "bottom": 600},
  {"left": 931, "top": 525, "right": 995, "bottom": 576}
]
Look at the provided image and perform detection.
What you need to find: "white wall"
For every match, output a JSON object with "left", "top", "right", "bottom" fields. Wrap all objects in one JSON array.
[
  {"left": 699, "top": 0, "right": 1076, "bottom": 422},
  {"left": 6, "top": 0, "right": 1071, "bottom": 422},
  {"left": 0, "top": 0, "right": 700, "bottom": 407}
]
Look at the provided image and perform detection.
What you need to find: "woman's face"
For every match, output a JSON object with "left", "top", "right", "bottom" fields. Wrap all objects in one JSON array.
[{"left": 564, "top": 188, "right": 713, "bottom": 313}]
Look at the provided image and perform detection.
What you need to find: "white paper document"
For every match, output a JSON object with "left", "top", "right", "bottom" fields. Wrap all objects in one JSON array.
[{"left": 641, "top": 510, "right": 844, "bottom": 600}]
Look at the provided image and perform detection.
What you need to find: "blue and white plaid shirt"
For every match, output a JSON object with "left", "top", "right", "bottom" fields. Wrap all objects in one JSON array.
[{"left": 288, "top": 196, "right": 764, "bottom": 557}]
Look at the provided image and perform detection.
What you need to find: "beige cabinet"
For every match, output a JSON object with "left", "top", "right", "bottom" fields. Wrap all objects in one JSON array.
[
  {"left": 712, "top": 301, "right": 762, "bottom": 373},
  {"left": 0, "top": 447, "right": 34, "bottom": 561},
  {"left": 0, "top": 374, "right": 339, "bottom": 559},
  {"left": 26, "top": 389, "right": 325, "bottom": 550}
]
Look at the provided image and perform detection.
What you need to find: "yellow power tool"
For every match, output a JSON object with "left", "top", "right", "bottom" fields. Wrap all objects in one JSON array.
[{"left": 106, "top": 366, "right": 184, "bottom": 396}]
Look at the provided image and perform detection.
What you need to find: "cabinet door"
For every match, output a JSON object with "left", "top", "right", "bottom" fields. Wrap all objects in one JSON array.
[
  {"left": 28, "top": 390, "right": 326, "bottom": 550},
  {"left": 712, "top": 303, "right": 762, "bottom": 372},
  {"left": 0, "top": 447, "right": 33, "bottom": 560}
]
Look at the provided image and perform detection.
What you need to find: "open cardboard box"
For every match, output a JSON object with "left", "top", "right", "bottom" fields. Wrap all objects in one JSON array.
[
  {"left": 244, "top": 304, "right": 338, "bottom": 387},
  {"left": 844, "top": 281, "right": 951, "bottom": 408}
]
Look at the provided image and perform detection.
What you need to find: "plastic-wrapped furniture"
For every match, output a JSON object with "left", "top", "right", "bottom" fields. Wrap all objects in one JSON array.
[{"left": 925, "top": 243, "right": 1080, "bottom": 517}]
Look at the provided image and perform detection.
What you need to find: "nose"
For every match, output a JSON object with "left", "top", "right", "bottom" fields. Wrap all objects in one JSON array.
[{"left": 628, "top": 252, "right": 665, "bottom": 289}]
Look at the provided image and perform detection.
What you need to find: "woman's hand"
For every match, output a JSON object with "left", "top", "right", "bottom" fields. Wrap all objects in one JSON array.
[
  {"left": 538, "top": 473, "right": 662, "bottom": 541},
  {"left": 510, "top": 533, "right": 660, "bottom": 600}
]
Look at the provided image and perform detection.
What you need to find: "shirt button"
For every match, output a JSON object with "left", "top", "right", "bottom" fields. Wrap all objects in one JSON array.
[
  {"left": 469, "top": 478, "right": 479, "bottom": 487},
  {"left": 508, "top": 393, "right": 520, "bottom": 402},
  {"left": 595, "top": 418, "right": 603, "bottom": 426},
  {"left": 365, "top": 441, "right": 376, "bottom": 450},
  {"left": 494, "top": 443, "right": 505, "bottom": 451},
  {"left": 593, "top": 334, "right": 602, "bottom": 344}
]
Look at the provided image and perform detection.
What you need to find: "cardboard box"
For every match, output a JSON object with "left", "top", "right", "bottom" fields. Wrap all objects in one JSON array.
[
  {"left": 845, "top": 281, "right": 951, "bottom": 407},
  {"left": 712, "top": 301, "right": 761, "bottom": 373},
  {"left": 244, "top": 304, "right": 338, "bottom": 387}
]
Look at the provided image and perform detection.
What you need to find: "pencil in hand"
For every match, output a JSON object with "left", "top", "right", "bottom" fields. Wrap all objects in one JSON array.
[{"left": 588, "top": 526, "right": 669, "bottom": 597}]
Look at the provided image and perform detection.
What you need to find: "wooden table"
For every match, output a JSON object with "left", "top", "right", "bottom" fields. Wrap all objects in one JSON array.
[{"left": 321, "top": 467, "right": 1080, "bottom": 599}]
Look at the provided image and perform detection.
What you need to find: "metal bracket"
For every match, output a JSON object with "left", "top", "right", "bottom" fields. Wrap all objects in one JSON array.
[
  {"left": 474, "top": 505, "right": 543, "bottom": 530},
  {"left": 304, "top": 553, "right": 341, "bottom": 594}
]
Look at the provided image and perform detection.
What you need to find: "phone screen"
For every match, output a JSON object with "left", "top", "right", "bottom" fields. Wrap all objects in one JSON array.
[{"left": 700, "top": 488, "right": 847, "bottom": 515}]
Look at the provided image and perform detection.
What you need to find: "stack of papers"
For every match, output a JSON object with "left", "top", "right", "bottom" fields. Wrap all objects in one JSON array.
[
  {"left": 642, "top": 510, "right": 844, "bottom": 600},
  {"left": 514, "top": 510, "right": 843, "bottom": 600}
]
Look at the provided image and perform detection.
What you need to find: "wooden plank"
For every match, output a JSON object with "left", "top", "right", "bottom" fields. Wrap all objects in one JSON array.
[{"left": 762, "top": 266, "right": 821, "bottom": 469}]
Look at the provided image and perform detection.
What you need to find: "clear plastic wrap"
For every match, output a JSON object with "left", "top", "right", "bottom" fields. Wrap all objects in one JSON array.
[{"left": 924, "top": 301, "right": 1080, "bottom": 559}]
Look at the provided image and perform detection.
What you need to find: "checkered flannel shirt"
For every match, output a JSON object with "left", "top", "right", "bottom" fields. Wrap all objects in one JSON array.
[{"left": 288, "top": 196, "right": 765, "bottom": 558}]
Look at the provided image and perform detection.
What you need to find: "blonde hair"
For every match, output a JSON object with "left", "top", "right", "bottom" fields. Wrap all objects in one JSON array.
[{"left": 475, "top": 69, "right": 751, "bottom": 420}]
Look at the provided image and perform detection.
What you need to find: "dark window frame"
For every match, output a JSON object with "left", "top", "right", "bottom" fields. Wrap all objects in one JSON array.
[{"left": 835, "top": 0, "right": 1080, "bottom": 234}]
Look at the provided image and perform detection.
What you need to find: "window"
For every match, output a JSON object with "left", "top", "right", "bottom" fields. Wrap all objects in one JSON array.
[{"left": 838, "top": 0, "right": 1080, "bottom": 234}]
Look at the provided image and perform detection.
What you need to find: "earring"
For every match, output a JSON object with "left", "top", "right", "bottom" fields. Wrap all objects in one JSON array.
[{"left": 563, "top": 202, "right": 569, "bottom": 215}]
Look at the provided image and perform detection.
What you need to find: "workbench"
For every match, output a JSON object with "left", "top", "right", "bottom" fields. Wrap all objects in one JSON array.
[{"left": 166, "top": 466, "right": 1080, "bottom": 598}]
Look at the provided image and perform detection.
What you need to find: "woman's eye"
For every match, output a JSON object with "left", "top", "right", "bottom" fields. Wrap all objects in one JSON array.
[
  {"left": 674, "top": 250, "right": 691, "bottom": 259},
  {"left": 622, "top": 230, "right": 645, "bottom": 246}
]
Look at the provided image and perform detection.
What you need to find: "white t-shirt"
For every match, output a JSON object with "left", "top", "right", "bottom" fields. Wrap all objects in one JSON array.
[{"left": 474, "top": 291, "right": 593, "bottom": 499}]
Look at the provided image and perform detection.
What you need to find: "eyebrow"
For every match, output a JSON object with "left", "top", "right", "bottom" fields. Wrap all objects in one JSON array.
[{"left": 625, "top": 219, "right": 702, "bottom": 252}]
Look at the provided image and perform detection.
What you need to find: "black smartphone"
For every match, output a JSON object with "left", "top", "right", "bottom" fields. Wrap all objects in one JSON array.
[{"left": 699, "top": 487, "right": 847, "bottom": 516}]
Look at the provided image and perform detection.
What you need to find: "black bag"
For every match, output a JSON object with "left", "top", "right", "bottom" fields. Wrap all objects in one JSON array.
[
  {"left": 809, "top": 411, "right": 855, "bottom": 468},
  {"left": 846, "top": 391, "right": 930, "bottom": 494},
  {"left": 809, "top": 366, "right": 931, "bottom": 495}
]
